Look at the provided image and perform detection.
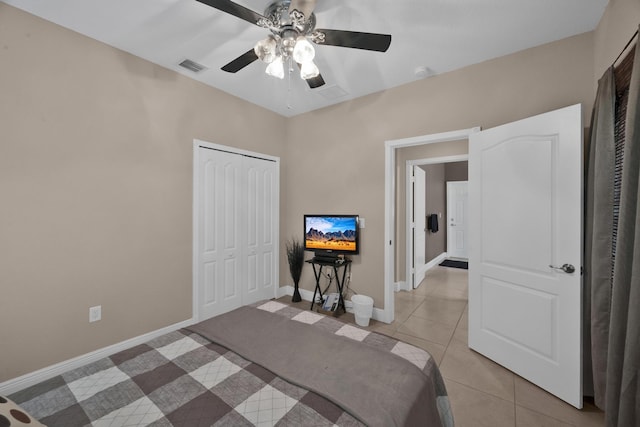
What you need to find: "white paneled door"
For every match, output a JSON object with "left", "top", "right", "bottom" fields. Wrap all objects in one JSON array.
[
  {"left": 244, "top": 156, "right": 277, "bottom": 305},
  {"left": 199, "top": 149, "right": 242, "bottom": 320},
  {"left": 195, "top": 143, "right": 278, "bottom": 321},
  {"left": 468, "top": 104, "right": 583, "bottom": 408},
  {"left": 413, "top": 166, "right": 427, "bottom": 288},
  {"left": 446, "top": 181, "right": 469, "bottom": 259}
]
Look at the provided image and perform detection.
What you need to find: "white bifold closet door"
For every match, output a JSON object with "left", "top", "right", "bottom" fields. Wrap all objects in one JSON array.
[{"left": 196, "top": 145, "right": 278, "bottom": 320}]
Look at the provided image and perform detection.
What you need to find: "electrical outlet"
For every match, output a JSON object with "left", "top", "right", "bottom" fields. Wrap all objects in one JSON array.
[{"left": 89, "top": 305, "right": 101, "bottom": 323}]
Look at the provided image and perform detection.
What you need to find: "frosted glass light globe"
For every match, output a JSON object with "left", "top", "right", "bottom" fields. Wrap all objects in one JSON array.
[
  {"left": 300, "top": 60, "right": 319, "bottom": 79},
  {"left": 254, "top": 36, "right": 277, "bottom": 64},
  {"left": 265, "top": 56, "right": 285, "bottom": 79},
  {"left": 293, "top": 37, "right": 315, "bottom": 63}
]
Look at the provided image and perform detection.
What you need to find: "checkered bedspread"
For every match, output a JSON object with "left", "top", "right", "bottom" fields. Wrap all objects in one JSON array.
[{"left": 9, "top": 301, "right": 452, "bottom": 426}]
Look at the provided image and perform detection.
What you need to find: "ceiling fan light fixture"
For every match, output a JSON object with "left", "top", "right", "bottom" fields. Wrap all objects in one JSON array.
[
  {"left": 265, "top": 56, "right": 285, "bottom": 79},
  {"left": 300, "top": 60, "right": 320, "bottom": 79},
  {"left": 254, "top": 36, "right": 277, "bottom": 63},
  {"left": 292, "top": 36, "right": 315, "bottom": 63},
  {"left": 209, "top": 0, "right": 392, "bottom": 90},
  {"left": 281, "top": 29, "right": 298, "bottom": 57}
]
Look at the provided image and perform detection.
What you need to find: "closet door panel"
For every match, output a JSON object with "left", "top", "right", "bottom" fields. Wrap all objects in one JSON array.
[
  {"left": 203, "top": 261, "right": 217, "bottom": 305},
  {"left": 198, "top": 150, "right": 243, "bottom": 319},
  {"left": 246, "top": 166, "right": 259, "bottom": 295},
  {"left": 220, "top": 156, "right": 243, "bottom": 304},
  {"left": 244, "top": 157, "right": 277, "bottom": 304},
  {"left": 201, "top": 160, "right": 218, "bottom": 308}
]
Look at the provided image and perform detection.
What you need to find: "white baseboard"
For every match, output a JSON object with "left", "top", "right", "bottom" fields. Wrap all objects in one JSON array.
[
  {"left": 426, "top": 252, "right": 448, "bottom": 271},
  {"left": 394, "top": 281, "right": 405, "bottom": 292},
  {"left": 276, "top": 285, "right": 291, "bottom": 298},
  {"left": 278, "top": 285, "right": 316, "bottom": 303},
  {"left": 371, "top": 307, "right": 390, "bottom": 323},
  {"left": 402, "top": 252, "right": 449, "bottom": 291},
  {"left": 0, "top": 317, "right": 196, "bottom": 396},
  {"left": 280, "top": 286, "right": 384, "bottom": 319}
]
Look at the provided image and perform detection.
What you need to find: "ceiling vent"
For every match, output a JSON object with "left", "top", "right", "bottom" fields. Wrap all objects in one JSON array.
[
  {"left": 316, "top": 85, "right": 348, "bottom": 100},
  {"left": 179, "top": 59, "right": 207, "bottom": 73}
]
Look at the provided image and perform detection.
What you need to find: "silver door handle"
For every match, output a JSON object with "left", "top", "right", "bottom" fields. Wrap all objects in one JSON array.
[{"left": 549, "top": 264, "right": 575, "bottom": 274}]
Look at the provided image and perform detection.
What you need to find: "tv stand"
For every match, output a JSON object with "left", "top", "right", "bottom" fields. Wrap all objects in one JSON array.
[{"left": 307, "top": 257, "right": 351, "bottom": 314}]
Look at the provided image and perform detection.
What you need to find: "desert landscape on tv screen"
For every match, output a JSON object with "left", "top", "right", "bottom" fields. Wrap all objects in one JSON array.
[{"left": 305, "top": 217, "right": 356, "bottom": 251}]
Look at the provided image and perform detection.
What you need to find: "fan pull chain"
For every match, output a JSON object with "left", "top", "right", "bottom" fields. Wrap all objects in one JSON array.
[{"left": 286, "top": 57, "right": 293, "bottom": 110}]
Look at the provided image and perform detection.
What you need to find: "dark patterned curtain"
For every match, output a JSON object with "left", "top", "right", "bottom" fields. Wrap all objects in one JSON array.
[{"left": 585, "top": 27, "right": 640, "bottom": 427}]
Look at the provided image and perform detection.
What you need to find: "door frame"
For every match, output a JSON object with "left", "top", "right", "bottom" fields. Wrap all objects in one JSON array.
[
  {"left": 384, "top": 127, "right": 480, "bottom": 322},
  {"left": 192, "top": 139, "right": 280, "bottom": 321},
  {"left": 404, "top": 155, "right": 470, "bottom": 292}
]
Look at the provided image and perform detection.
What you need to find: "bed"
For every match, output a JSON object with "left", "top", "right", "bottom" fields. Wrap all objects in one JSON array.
[{"left": 8, "top": 301, "right": 453, "bottom": 426}]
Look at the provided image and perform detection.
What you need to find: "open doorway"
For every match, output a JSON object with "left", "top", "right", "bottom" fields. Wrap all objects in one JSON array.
[
  {"left": 382, "top": 128, "right": 479, "bottom": 323},
  {"left": 406, "top": 159, "right": 469, "bottom": 291}
]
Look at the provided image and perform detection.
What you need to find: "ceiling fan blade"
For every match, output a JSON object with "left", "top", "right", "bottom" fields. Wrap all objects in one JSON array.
[
  {"left": 305, "top": 73, "right": 325, "bottom": 89},
  {"left": 289, "top": 0, "right": 317, "bottom": 19},
  {"left": 314, "top": 29, "right": 392, "bottom": 52},
  {"left": 196, "top": 0, "right": 265, "bottom": 26},
  {"left": 221, "top": 49, "right": 259, "bottom": 73}
]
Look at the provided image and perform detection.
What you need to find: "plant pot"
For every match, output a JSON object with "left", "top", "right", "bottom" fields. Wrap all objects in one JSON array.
[{"left": 292, "top": 281, "right": 302, "bottom": 302}]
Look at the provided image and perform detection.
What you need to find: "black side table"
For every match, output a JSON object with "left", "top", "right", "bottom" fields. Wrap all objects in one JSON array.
[{"left": 306, "top": 258, "right": 351, "bottom": 314}]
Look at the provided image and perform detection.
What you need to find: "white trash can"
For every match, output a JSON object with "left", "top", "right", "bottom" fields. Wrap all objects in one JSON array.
[{"left": 351, "top": 295, "right": 374, "bottom": 327}]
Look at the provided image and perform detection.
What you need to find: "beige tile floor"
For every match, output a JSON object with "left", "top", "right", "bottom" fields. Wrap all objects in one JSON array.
[{"left": 278, "top": 265, "right": 605, "bottom": 427}]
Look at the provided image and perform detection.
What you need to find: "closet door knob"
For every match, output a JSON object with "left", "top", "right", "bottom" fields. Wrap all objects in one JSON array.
[{"left": 549, "top": 263, "right": 575, "bottom": 274}]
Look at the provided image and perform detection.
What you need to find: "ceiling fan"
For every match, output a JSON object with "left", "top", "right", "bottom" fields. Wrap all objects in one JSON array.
[{"left": 197, "top": 0, "right": 392, "bottom": 89}]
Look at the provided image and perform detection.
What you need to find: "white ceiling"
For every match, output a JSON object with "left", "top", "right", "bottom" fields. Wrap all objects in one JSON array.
[{"left": 4, "top": 0, "right": 608, "bottom": 117}]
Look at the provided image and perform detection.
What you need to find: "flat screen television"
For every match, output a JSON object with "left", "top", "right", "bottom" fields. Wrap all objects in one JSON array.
[{"left": 304, "top": 214, "right": 360, "bottom": 256}]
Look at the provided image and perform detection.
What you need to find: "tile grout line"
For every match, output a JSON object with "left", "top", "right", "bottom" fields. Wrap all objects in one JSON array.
[
  {"left": 511, "top": 373, "right": 518, "bottom": 427},
  {"left": 513, "top": 377, "right": 518, "bottom": 426},
  {"left": 442, "top": 302, "right": 467, "bottom": 355},
  {"left": 443, "top": 377, "right": 516, "bottom": 406}
]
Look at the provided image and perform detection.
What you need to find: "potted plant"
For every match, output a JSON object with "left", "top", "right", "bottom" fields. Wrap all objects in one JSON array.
[{"left": 286, "top": 238, "right": 305, "bottom": 302}]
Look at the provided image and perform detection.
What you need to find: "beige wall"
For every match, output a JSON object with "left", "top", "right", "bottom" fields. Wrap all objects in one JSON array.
[
  {"left": 2, "top": 0, "right": 639, "bottom": 384},
  {"left": 445, "top": 162, "right": 469, "bottom": 182},
  {"left": 0, "top": 4, "right": 286, "bottom": 382},
  {"left": 594, "top": 0, "right": 640, "bottom": 79}
]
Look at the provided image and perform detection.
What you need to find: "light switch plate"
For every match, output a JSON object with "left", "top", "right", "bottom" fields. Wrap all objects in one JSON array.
[{"left": 89, "top": 305, "right": 101, "bottom": 323}]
